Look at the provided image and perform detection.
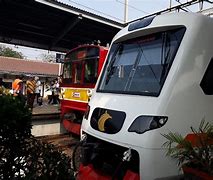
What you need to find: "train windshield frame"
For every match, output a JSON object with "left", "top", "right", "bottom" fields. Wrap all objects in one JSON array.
[
  {"left": 62, "top": 47, "right": 99, "bottom": 85},
  {"left": 97, "top": 27, "right": 186, "bottom": 96}
]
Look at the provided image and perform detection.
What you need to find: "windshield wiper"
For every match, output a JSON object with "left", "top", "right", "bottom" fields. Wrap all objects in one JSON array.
[
  {"left": 105, "top": 44, "right": 122, "bottom": 84},
  {"left": 138, "top": 44, "right": 160, "bottom": 87},
  {"left": 160, "top": 33, "right": 171, "bottom": 85},
  {"left": 124, "top": 49, "right": 142, "bottom": 91}
]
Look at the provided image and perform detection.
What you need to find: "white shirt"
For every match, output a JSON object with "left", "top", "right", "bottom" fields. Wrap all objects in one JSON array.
[{"left": 35, "top": 80, "right": 41, "bottom": 93}]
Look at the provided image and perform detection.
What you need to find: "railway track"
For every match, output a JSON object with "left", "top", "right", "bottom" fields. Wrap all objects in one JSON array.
[
  {"left": 32, "top": 112, "right": 60, "bottom": 121},
  {"left": 32, "top": 106, "right": 80, "bottom": 159},
  {"left": 36, "top": 133, "right": 80, "bottom": 157}
]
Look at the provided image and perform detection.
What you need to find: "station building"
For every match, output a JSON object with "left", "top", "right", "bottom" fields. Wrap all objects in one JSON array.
[{"left": 0, "top": 56, "right": 61, "bottom": 98}]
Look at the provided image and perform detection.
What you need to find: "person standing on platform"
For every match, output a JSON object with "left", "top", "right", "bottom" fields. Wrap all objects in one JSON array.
[
  {"left": 12, "top": 75, "right": 24, "bottom": 97},
  {"left": 35, "top": 76, "right": 42, "bottom": 106},
  {"left": 0, "top": 78, "right": 5, "bottom": 88},
  {"left": 12, "top": 75, "right": 26, "bottom": 104},
  {"left": 0, "top": 78, "right": 6, "bottom": 95},
  {"left": 54, "top": 78, "right": 60, "bottom": 104},
  {"left": 47, "top": 80, "right": 55, "bottom": 104},
  {"left": 26, "top": 76, "right": 36, "bottom": 110}
]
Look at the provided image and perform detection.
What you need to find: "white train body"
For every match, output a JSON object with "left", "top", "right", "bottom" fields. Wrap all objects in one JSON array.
[{"left": 80, "top": 13, "right": 213, "bottom": 179}]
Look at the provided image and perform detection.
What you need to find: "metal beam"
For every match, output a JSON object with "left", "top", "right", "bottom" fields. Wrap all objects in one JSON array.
[
  {"left": 50, "top": 15, "right": 82, "bottom": 49},
  {"left": 0, "top": 35, "right": 65, "bottom": 52},
  {"left": 35, "top": 0, "right": 124, "bottom": 29}
]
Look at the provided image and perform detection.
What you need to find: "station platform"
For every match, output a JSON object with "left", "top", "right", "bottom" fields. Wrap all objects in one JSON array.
[
  {"left": 31, "top": 100, "right": 66, "bottom": 137},
  {"left": 32, "top": 101, "right": 60, "bottom": 115}
]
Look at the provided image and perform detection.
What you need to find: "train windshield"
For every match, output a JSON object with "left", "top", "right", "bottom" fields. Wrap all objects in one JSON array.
[
  {"left": 62, "top": 47, "right": 99, "bottom": 84},
  {"left": 98, "top": 27, "right": 185, "bottom": 96}
]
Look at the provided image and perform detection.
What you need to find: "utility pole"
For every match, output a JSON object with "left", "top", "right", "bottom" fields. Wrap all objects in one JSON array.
[
  {"left": 124, "top": 0, "right": 128, "bottom": 23},
  {"left": 169, "top": 0, "right": 172, "bottom": 8}
]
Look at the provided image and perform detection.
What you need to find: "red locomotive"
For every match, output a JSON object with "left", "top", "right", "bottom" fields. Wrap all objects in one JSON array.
[{"left": 60, "top": 45, "right": 108, "bottom": 135}]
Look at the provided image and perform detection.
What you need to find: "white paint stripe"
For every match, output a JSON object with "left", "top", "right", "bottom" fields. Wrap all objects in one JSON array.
[
  {"left": 63, "top": 97, "right": 88, "bottom": 103},
  {"left": 63, "top": 87, "right": 90, "bottom": 91}
]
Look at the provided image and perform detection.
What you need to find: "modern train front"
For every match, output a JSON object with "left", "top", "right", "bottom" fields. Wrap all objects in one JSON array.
[
  {"left": 60, "top": 45, "right": 108, "bottom": 135},
  {"left": 79, "top": 13, "right": 213, "bottom": 179}
]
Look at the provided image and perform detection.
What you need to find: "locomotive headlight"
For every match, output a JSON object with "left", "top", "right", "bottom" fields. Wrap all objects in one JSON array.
[
  {"left": 87, "top": 89, "right": 93, "bottom": 97},
  {"left": 60, "top": 88, "right": 65, "bottom": 99},
  {"left": 128, "top": 115, "right": 168, "bottom": 134},
  {"left": 61, "top": 88, "right": 65, "bottom": 93}
]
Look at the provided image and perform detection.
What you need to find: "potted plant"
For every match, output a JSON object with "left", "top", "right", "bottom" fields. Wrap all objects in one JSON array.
[{"left": 162, "top": 120, "right": 213, "bottom": 179}]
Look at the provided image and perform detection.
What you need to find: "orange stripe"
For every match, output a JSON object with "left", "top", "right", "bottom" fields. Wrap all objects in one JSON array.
[{"left": 27, "top": 80, "right": 36, "bottom": 93}]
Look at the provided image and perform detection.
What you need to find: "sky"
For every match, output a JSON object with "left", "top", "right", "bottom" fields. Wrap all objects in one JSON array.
[
  {"left": 60, "top": 0, "right": 171, "bottom": 22},
  {"left": 0, "top": 42, "right": 56, "bottom": 61},
  {"left": 1, "top": 0, "right": 212, "bottom": 60}
]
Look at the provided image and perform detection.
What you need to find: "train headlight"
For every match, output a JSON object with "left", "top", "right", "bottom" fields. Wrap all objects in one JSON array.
[
  {"left": 61, "top": 88, "right": 65, "bottom": 93},
  {"left": 87, "top": 89, "right": 93, "bottom": 97},
  {"left": 128, "top": 116, "right": 168, "bottom": 134}
]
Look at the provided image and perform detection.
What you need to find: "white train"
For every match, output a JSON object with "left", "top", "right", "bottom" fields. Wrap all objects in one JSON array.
[{"left": 78, "top": 13, "right": 213, "bottom": 180}]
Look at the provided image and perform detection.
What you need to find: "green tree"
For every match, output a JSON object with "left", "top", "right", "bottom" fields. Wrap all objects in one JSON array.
[
  {"left": 40, "top": 53, "right": 56, "bottom": 63},
  {"left": 0, "top": 45, "right": 24, "bottom": 59}
]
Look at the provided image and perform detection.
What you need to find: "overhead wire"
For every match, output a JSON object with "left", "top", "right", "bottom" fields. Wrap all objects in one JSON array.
[
  {"left": 174, "top": 0, "right": 192, "bottom": 12},
  {"left": 67, "top": 0, "right": 124, "bottom": 22},
  {"left": 115, "top": 0, "right": 150, "bottom": 14}
]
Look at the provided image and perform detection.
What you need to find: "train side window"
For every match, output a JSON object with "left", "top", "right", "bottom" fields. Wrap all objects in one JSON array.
[
  {"left": 63, "top": 62, "right": 72, "bottom": 83},
  {"left": 200, "top": 58, "right": 213, "bottom": 95},
  {"left": 84, "top": 58, "right": 98, "bottom": 84}
]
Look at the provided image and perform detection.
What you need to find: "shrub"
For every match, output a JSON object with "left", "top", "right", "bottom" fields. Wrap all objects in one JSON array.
[{"left": 0, "top": 95, "right": 74, "bottom": 179}]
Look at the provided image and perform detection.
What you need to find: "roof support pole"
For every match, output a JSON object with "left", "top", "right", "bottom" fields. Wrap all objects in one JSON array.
[
  {"left": 169, "top": 0, "right": 172, "bottom": 8},
  {"left": 124, "top": 0, "right": 128, "bottom": 23}
]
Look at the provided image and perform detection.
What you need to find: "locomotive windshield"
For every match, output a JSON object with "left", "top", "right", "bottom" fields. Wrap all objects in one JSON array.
[
  {"left": 98, "top": 27, "right": 185, "bottom": 96},
  {"left": 63, "top": 47, "right": 99, "bottom": 84}
]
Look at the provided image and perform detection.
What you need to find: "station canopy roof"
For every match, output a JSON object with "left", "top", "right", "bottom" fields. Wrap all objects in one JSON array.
[{"left": 0, "top": 0, "right": 125, "bottom": 52}]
